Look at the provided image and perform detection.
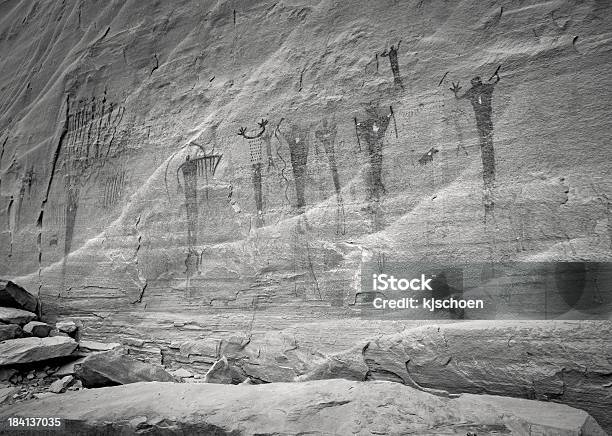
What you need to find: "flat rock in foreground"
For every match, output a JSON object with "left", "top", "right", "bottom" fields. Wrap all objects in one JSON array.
[
  {"left": 74, "top": 350, "right": 176, "bottom": 387},
  {"left": 365, "top": 321, "right": 612, "bottom": 433},
  {"left": 0, "top": 280, "right": 38, "bottom": 313},
  {"left": 299, "top": 320, "right": 612, "bottom": 433},
  {"left": 0, "top": 337, "right": 77, "bottom": 366},
  {"left": 0, "top": 380, "right": 605, "bottom": 435}
]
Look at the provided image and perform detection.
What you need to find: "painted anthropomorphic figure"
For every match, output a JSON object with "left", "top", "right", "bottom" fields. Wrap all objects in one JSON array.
[
  {"left": 238, "top": 119, "right": 269, "bottom": 225},
  {"left": 381, "top": 40, "right": 403, "bottom": 89},
  {"left": 355, "top": 104, "right": 393, "bottom": 202},
  {"left": 451, "top": 70, "right": 500, "bottom": 218}
]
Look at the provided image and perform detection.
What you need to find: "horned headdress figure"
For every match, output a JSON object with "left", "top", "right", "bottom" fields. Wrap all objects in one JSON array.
[{"left": 237, "top": 119, "right": 268, "bottom": 227}]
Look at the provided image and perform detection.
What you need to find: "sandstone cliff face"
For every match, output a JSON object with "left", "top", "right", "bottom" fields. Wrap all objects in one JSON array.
[{"left": 0, "top": 0, "right": 610, "bottom": 376}]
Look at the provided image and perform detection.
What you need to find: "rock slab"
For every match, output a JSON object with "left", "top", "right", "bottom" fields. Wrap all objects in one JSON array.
[
  {"left": 0, "top": 337, "right": 78, "bottom": 366},
  {"left": 74, "top": 350, "right": 176, "bottom": 388},
  {"left": 0, "top": 280, "right": 38, "bottom": 313},
  {"left": 78, "top": 340, "right": 120, "bottom": 352},
  {"left": 0, "top": 307, "right": 36, "bottom": 325},
  {"left": 0, "top": 380, "right": 606, "bottom": 435},
  {"left": 299, "top": 320, "right": 612, "bottom": 433},
  {"left": 364, "top": 321, "right": 612, "bottom": 433}
]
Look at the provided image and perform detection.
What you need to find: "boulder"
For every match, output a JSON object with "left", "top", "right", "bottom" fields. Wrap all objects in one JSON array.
[
  {"left": 74, "top": 350, "right": 176, "bottom": 388},
  {"left": 0, "top": 307, "right": 36, "bottom": 325},
  {"left": 0, "top": 337, "right": 78, "bottom": 366},
  {"left": 0, "top": 280, "right": 38, "bottom": 313},
  {"left": 23, "top": 321, "right": 53, "bottom": 338},
  {"left": 55, "top": 321, "right": 77, "bottom": 335},
  {"left": 48, "top": 375, "right": 74, "bottom": 393},
  {"left": 0, "top": 324, "right": 25, "bottom": 341},
  {"left": 0, "top": 380, "right": 606, "bottom": 435}
]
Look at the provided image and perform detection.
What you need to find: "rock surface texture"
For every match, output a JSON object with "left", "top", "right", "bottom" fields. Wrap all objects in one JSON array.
[
  {"left": 0, "top": 0, "right": 611, "bottom": 433},
  {"left": 0, "top": 324, "right": 25, "bottom": 341},
  {"left": 74, "top": 350, "right": 176, "bottom": 387},
  {"left": 302, "top": 320, "right": 612, "bottom": 431},
  {"left": 0, "top": 336, "right": 78, "bottom": 365},
  {"left": 0, "top": 0, "right": 609, "bottom": 336},
  {"left": 0, "top": 280, "right": 38, "bottom": 313},
  {"left": 0, "top": 307, "right": 36, "bottom": 325},
  {"left": 0, "top": 380, "right": 607, "bottom": 435},
  {"left": 22, "top": 321, "right": 53, "bottom": 338}
]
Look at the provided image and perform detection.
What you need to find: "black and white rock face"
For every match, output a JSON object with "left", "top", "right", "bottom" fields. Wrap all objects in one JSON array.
[
  {"left": 1, "top": 379, "right": 608, "bottom": 435},
  {"left": 0, "top": 0, "right": 610, "bottom": 430}
]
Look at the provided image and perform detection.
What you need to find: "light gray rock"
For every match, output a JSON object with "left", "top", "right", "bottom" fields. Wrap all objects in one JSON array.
[
  {"left": 78, "top": 340, "right": 120, "bottom": 352},
  {"left": 55, "top": 321, "right": 77, "bottom": 334},
  {"left": 23, "top": 321, "right": 53, "bottom": 338},
  {"left": 0, "top": 280, "right": 38, "bottom": 313},
  {"left": 362, "top": 321, "right": 612, "bottom": 433},
  {"left": 74, "top": 350, "right": 176, "bottom": 388},
  {"left": 0, "top": 307, "right": 36, "bottom": 325},
  {"left": 0, "top": 380, "right": 606, "bottom": 435},
  {"left": 0, "top": 337, "right": 78, "bottom": 365},
  {"left": 170, "top": 368, "right": 193, "bottom": 378},
  {"left": 299, "top": 321, "right": 612, "bottom": 433},
  {"left": 48, "top": 375, "right": 74, "bottom": 393}
]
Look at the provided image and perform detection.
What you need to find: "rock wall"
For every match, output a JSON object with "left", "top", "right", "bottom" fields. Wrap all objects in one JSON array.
[{"left": 0, "top": 0, "right": 611, "bottom": 360}]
